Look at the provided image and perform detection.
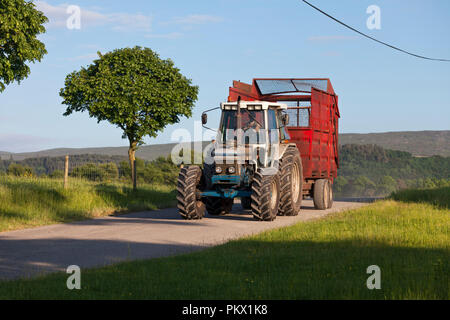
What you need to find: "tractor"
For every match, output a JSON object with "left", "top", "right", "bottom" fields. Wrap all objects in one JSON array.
[{"left": 177, "top": 78, "right": 340, "bottom": 221}]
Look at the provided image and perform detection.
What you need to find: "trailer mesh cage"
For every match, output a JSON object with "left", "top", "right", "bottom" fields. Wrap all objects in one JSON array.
[{"left": 255, "top": 79, "right": 331, "bottom": 95}]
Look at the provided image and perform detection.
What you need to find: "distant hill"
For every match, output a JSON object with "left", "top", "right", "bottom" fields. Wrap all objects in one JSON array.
[
  {"left": 0, "top": 130, "right": 448, "bottom": 161},
  {"left": 0, "top": 142, "right": 211, "bottom": 161},
  {"left": 0, "top": 151, "right": 12, "bottom": 159},
  {"left": 339, "top": 131, "right": 450, "bottom": 157}
]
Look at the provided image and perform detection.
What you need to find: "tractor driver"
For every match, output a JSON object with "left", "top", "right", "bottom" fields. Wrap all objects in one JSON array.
[{"left": 242, "top": 110, "right": 261, "bottom": 132}]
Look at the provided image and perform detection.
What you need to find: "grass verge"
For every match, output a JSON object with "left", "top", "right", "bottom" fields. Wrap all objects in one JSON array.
[
  {"left": 0, "top": 176, "right": 176, "bottom": 232},
  {"left": 390, "top": 186, "right": 449, "bottom": 209},
  {"left": 0, "top": 196, "right": 448, "bottom": 299}
]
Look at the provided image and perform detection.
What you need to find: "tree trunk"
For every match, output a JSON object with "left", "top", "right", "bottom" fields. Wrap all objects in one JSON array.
[{"left": 128, "top": 141, "right": 137, "bottom": 189}]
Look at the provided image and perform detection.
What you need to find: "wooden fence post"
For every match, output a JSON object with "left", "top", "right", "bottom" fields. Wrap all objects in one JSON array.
[{"left": 64, "top": 155, "right": 69, "bottom": 189}]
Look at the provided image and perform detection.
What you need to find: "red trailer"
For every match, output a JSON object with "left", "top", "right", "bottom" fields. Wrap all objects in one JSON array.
[{"left": 228, "top": 78, "right": 340, "bottom": 201}]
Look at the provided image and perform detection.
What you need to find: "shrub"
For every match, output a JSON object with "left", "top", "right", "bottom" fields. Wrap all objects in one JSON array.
[{"left": 7, "top": 163, "right": 34, "bottom": 177}]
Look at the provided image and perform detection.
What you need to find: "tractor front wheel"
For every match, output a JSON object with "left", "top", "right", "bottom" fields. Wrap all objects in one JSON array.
[
  {"left": 251, "top": 170, "right": 280, "bottom": 221},
  {"left": 279, "top": 147, "right": 303, "bottom": 216},
  {"left": 177, "top": 166, "right": 205, "bottom": 219}
]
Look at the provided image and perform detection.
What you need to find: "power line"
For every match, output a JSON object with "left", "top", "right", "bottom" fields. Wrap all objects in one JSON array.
[{"left": 302, "top": 0, "right": 450, "bottom": 62}]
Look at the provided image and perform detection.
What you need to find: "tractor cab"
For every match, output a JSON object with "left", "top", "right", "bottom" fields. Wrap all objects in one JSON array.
[
  {"left": 205, "top": 101, "right": 291, "bottom": 177},
  {"left": 217, "top": 101, "right": 290, "bottom": 147}
]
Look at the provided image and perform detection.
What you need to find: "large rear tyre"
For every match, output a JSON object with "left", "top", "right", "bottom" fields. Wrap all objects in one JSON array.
[
  {"left": 251, "top": 170, "right": 280, "bottom": 221},
  {"left": 279, "top": 147, "right": 303, "bottom": 216},
  {"left": 313, "top": 179, "right": 332, "bottom": 210},
  {"left": 206, "top": 197, "right": 233, "bottom": 216},
  {"left": 177, "top": 166, "right": 205, "bottom": 219}
]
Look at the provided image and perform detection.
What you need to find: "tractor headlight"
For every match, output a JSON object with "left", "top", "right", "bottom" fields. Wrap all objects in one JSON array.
[
  {"left": 215, "top": 166, "right": 223, "bottom": 174},
  {"left": 227, "top": 166, "right": 236, "bottom": 174}
]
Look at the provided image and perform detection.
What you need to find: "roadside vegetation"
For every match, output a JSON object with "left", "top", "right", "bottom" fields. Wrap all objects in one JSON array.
[
  {"left": 0, "top": 176, "right": 176, "bottom": 232},
  {"left": 2, "top": 144, "right": 449, "bottom": 199},
  {"left": 0, "top": 187, "right": 448, "bottom": 299},
  {"left": 334, "top": 144, "right": 450, "bottom": 197},
  {"left": 390, "top": 186, "right": 450, "bottom": 209}
]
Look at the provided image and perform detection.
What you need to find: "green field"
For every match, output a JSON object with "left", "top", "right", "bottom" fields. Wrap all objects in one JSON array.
[
  {"left": 1, "top": 187, "right": 448, "bottom": 300},
  {"left": 0, "top": 176, "right": 176, "bottom": 232}
]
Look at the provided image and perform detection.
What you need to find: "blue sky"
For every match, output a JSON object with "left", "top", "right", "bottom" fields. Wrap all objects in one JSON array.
[{"left": 1, "top": 0, "right": 449, "bottom": 152}]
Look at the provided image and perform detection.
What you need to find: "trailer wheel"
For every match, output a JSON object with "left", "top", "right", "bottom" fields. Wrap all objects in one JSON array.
[
  {"left": 327, "top": 180, "right": 334, "bottom": 209},
  {"left": 279, "top": 147, "right": 303, "bottom": 216},
  {"left": 205, "top": 197, "right": 233, "bottom": 216},
  {"left": 241, "top": 197, "right": 252, "bottom": 210},
  {"left": 251, "top": 170, "right": 280, "bottom": 221},
  {"left": 177, "top": 166, "right": 205, "bottom": 219},
  {"left": 313, "top": 179, "right": 331, "bottom": 210}
]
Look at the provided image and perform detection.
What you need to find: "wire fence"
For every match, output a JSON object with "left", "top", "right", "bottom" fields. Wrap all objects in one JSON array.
[{"left": 0, "top": 154, "right": 180, "bottom": 190}]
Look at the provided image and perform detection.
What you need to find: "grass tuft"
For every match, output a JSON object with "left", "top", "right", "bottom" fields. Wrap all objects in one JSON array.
[{"left": 0, "top": 176, "right": 176, "bottom": 232}]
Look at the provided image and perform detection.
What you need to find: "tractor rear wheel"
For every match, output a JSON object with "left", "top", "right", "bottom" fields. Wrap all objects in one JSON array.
[
  {"left": 251, "top": 170, "right": 280, "bottom": 221},
  {"left": 206, "top": 198, "right": 233, "bottom": 216},
  {"left": 177, "top": 166, "right": 205, "bottom": 219},
  {"left": 279, "top": 147, "right": 303, "bottom": 216},
  {"left": 313, "top": 179, "right": 332, "bottom": 210}
]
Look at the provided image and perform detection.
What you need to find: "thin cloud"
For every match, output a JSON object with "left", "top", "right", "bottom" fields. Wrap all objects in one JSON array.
[
  {"left": 0, "top": 133, "right": 58, "bottom": 153},
  {"left": 165, "top": 14, "right": 223, "bottom": 25},
  {"left": 323, "top": 51, "right": 341, "bottom": 57},
  {"left": 308, "top": 35, "right": 358, "bottom": 42},
  {"left": 145, "top": 32, "right": 183, "bottom": 39},
  {"left": 34, "top": 1, "right": 152, "bottom": 32},
  {"left": 65, "top": 53, "right": 99, "bottom": 62}
]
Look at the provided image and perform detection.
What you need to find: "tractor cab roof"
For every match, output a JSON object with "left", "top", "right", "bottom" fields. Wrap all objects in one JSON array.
[{"left": 221, "top": 101, "right": 288, "bottom": 111}]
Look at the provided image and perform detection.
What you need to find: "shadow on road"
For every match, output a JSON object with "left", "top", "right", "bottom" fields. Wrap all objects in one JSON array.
[{"left": 0, "top": 237, "right": 207, "bottom": 281}]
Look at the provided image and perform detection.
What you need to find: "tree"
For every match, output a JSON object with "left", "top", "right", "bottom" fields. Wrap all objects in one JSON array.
[
  {"left": 377, "top": 175, "right": 397, "bottom": 196},
  {"left": 100, "top": 162, "right": 119, "bottom": 181},
  {"left": 60, "top": 47, "right": 198, "bottom": 185},
  {"left": 71, "top": 163, "right": 107, "bottom": 182},
  {"left": 333, "top": 176, "right": 348, "bottom": 196},
  {"left": 353, "top": 175, "right": 376, "bottom": 196},
  {"left": 0, "top": 0, "right": 48, "bottom": 92},
  {"left": 7, "top": 163, "right": 34, "bottom": 177}
]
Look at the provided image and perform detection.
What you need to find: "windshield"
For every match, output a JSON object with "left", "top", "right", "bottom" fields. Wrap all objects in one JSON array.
[{"left": 219, "top": 110, "right": 266, "bottom": 144}]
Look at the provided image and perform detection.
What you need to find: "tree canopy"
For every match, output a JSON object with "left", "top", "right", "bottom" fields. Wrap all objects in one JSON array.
[
  {"left": 0, "top": 0, "right": 48, "bottom": 92},
  {"left": 60, "top": 46, "right": 199, "bottom": 184}
]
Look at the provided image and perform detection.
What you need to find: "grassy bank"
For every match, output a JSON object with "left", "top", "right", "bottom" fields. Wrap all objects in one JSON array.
[
  {"left": 1, "top": 190, "right": 448, "bottom": 299},
  {"left": 390, "top": 186, "right": 450, "bottom": 209},
  {"left": 0, "top": 176, "right": 176, "bottom": 232}
]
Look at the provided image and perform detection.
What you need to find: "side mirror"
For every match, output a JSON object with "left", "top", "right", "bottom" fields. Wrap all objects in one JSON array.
[
  {"left": 201, "top": 113, "right": 207, "bottom": 125},
  {"left": 281, "top": 114, "right": 289, "bottom": 126}
]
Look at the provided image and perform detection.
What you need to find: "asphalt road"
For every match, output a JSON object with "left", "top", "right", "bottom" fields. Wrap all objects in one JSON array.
[{"left": 0, "top": 200, "right": 368, "bottom": 280}]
